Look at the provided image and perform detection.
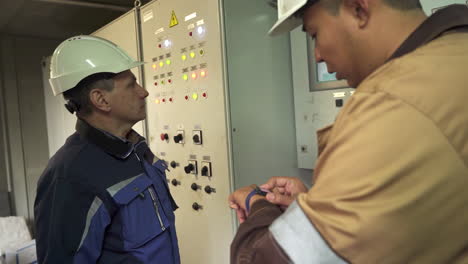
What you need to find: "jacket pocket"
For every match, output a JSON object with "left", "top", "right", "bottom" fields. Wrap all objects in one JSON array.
[{"left": 113, "top": 175, "right": 170, "bottom": 249}]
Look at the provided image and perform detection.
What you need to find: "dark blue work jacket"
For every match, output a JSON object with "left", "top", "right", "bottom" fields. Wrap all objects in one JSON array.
[{"left": 34, "top": 119, "right": 180, "bottom": 263}]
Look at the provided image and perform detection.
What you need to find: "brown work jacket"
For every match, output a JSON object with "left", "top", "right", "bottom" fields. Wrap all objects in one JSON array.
[{"left": 231, "top": 5, "right": 468, "bottom": 264}]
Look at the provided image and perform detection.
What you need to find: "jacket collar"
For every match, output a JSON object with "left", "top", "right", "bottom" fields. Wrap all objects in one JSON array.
[
  {"left": 76, "top": 118, "right": 145, "bottom": 160},
  {"left": 389, "top": 5, "right": 468, "bottom": 61}
]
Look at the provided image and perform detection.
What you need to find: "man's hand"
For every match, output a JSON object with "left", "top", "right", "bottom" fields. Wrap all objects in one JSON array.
[
  {"left": 259, "top": 177, "right": 308, "bottom": 209},
  {"left": 228, "top": 185, "right": 267, "bottom": 224}
]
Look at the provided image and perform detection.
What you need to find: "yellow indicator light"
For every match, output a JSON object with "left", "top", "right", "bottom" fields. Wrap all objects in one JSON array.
[
  {"left": 190, "top": 51, "right": 196, "bottom": 58},
  {"left": 155, "top": 99, "right": 160, "bottom": 104},
  {"left": 181, "top": 54, "right": 187, "bottom": 61},
  {"left": 152, "top": 64, "right": 157, "bottom": 69},
  {"left": 183, "top": 74, "right": 188, "bottom": 81},
  {"left": 166, "top": 59, "right": 171, "bottom": 65},
  {"left": 159, "top": 61, "right": 164, "bottom": 67},
  {"left": 191, "top": 72, "right": 197, "bottom": 79},
  {"left": 200, "top": 70, "right": 206, "bottom": 77},
  {"left": 199, "top": 49, "right": 204, "bottom": 56},
  {"left": 192, "top": 93, "right": 198, "bottom": 100}
]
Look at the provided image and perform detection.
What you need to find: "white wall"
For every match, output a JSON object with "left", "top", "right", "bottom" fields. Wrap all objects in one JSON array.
[
  {"left": 0, "top": 34, "right": 60, "bottom": 225},
  {"left": 420, "top": 0, "right": 467, "bottom": 15}
]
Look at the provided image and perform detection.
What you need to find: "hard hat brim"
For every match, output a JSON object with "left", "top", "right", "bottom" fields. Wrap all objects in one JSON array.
[
  {"left": 268, "top": 15, "right": 303, "bottom": 36},
  {"left": 50, "top": 60, "right": 145, "bottom": 96},
  {"left": 268, "top": 0, "right": 310, "bottom": 36}
]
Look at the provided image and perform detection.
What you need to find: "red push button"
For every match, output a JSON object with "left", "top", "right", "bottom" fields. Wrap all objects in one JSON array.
[{"left": 160, "top": 133, "right": 169, "bottom": 141}]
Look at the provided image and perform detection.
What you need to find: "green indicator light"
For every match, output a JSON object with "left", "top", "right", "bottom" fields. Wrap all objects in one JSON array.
[
  {"left": 166, "top": 59, "right": 171, "bottom": 65},
  {"left": 190, "top": 52, "right": 196, "bottom": 58},
  {"left": 199, "top": 49, "right": 204, "bottom": 56},
  {"left": 181, "top": 54, "right": 187, "bottom": 61},
  {"left": 183, "top": 74, "right": 188, "bottom": 81}
]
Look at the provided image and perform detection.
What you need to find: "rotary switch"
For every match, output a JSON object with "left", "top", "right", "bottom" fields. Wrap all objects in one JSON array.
[
  {"left": 174, "top": 133, "right": 184, "bottom": 143},
  {"left": 204, "top": 185, "right": 216, "bottom": 194},
  {"left": 171, "top": 179, "right": 180, "bottom": 186},
  {"left": 192, "top": 202, "right": 203, "bottom": 211},
  {"left": 191, "top": 183, "right": 201, "bottom": 191},
  {"left": 184, "top": 161, "right": 197, "bottom": 175}
]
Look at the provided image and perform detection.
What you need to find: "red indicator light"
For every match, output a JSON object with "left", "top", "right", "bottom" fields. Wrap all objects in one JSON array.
[
  {"left": 203, "top": 92, "right": 207, "bottom": 97},
  {"left": 162, "top": 98, "right": 166, "bottom": 103},
  {"left": 169, "top": 98, "right": 173, "bottom": 102},
  {"left": 185, "top": 95, "right": 189, "bottom": 100},
  {"left": 154, "top": 82, "right": 158, "bottom": 86},
  {"left": 158, "top": 44, "right": 162, "bottom": 48},
  {"left": 168, "top": 79, "right": 172, "bottom": 83},
  {"left": 189, "top": 32, "right": 193, "bottom": 36}
]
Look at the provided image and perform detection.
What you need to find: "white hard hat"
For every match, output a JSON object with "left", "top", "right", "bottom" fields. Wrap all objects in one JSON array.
[
  {"left": 49, "top": 35, "right": 144, "bottom": 96},
  {"left": 268, "top": 0, "right": 310, "bottom": 36}
]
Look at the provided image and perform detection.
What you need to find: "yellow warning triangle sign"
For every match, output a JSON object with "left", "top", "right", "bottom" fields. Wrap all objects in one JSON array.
[{"left": 169, "top": 11, "right": 179, "bottom": 28}]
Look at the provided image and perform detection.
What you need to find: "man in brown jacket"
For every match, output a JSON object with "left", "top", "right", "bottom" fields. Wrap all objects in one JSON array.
[{"left": 229, "top": 0, "right": 468, "bottom": 263}]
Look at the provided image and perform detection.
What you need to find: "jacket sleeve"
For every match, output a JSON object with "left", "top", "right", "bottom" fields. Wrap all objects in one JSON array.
[
  {"left": 230, "top": 199, "right": 290, "bottom": 264},
  {"left": 34, "top": 172, "right": 112, "bottom": 264}
]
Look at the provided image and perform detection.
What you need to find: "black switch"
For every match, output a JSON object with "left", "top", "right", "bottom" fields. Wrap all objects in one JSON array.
[
  {"left": 191, "top": 183, "right": 200, "bottom": 191},
  {"left": 192, "top": 202, "right": 202, "bottom": 211},
  {"left": 170, "top": 161, "right": 178, "bottom": 168},
  {"left": 171, "top": 179, "right": 180, "bottom": 186},
  {"left": 335, "top": 99, "right": 343, "bottom": 108},
  {"left": 204, "top": 185, "right": 216, "bottom": 194},
  {"left": 193, "top": 134, "right": 200, "bottom": 144},
  {"left": 184, "top": 164, "right": 194, "bottom": 174},
  {"left": 201, "top": 166, "right": 209, "bottom": 176},
  {"left": 174, "top": 134, "right": 184, "bottom": 143}
]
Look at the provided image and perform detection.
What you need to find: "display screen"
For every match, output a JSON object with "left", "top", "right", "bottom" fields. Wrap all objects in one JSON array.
[{"left": 317, "top": 62, "right": 338, "bottom": 83}]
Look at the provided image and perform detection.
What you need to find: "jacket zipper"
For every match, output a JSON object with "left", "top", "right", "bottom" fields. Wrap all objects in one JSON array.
[{"left": 148, "top": 187, "right": 166, "bottom": 231}]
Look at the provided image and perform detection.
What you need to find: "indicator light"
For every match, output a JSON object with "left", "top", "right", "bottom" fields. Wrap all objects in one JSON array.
[
  {"left": 181, "top": 54, "right": 187, "bottom": 61},
  {"left": 192, "top": 93, "right": 198, "bottom": 100},
  {"left": 200, "top": 70, "right": 206, "bottom": 77},
  {"left": 197, "top": 26, "right": 204, "bottom": 35},
  {"left": 155, "top": 99, "right": 160, "bottom": 104},
  {"left": 166, "top": 59, "right": 171, "bottom": 65},
  {"left": 185, "top": 95, "right": 189, "bottom": 100},
  {"left": 159, "top": 61, "right": 164, "bottom": 67},
  {"left": 152, "top": 64, "right": 157, "bottom": 69},
  {"left": 190, "top": 51, "right": 196, "bottom": 58},
  {"left": 191, "top": 72, "right": 197, "bottom": 79},
  {"left": 183, "top": 74, "right": 188, "bottom": 81},
  {"left": 199, "top": 49, "right": 204, "bottom": 56}
]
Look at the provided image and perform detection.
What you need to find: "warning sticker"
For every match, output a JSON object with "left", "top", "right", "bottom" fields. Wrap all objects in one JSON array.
[{"left": 169, "top": 11, "right": 179, "bottom": 28}]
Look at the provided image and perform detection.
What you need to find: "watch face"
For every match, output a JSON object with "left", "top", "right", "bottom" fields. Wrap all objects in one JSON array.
[{"left": 256, "top": 186, "right": 269, "bottom": 196}]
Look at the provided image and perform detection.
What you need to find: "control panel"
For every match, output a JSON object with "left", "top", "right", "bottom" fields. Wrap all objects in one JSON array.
[{"left": 140, "top": 1, "right": 233, "bottom": 263}]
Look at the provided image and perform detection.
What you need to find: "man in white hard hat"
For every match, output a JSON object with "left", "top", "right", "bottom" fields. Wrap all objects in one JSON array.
[
  {"left": 229, "top": 0, "right": 468, "bottom": 263},
  {"left": 34, "top": 36, "right": 180, "bottom": 263}
]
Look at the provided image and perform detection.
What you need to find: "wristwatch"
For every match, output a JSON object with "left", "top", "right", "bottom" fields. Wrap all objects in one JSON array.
[{"left": 245, "top": 185, "right": 268, "bottom": 213}]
